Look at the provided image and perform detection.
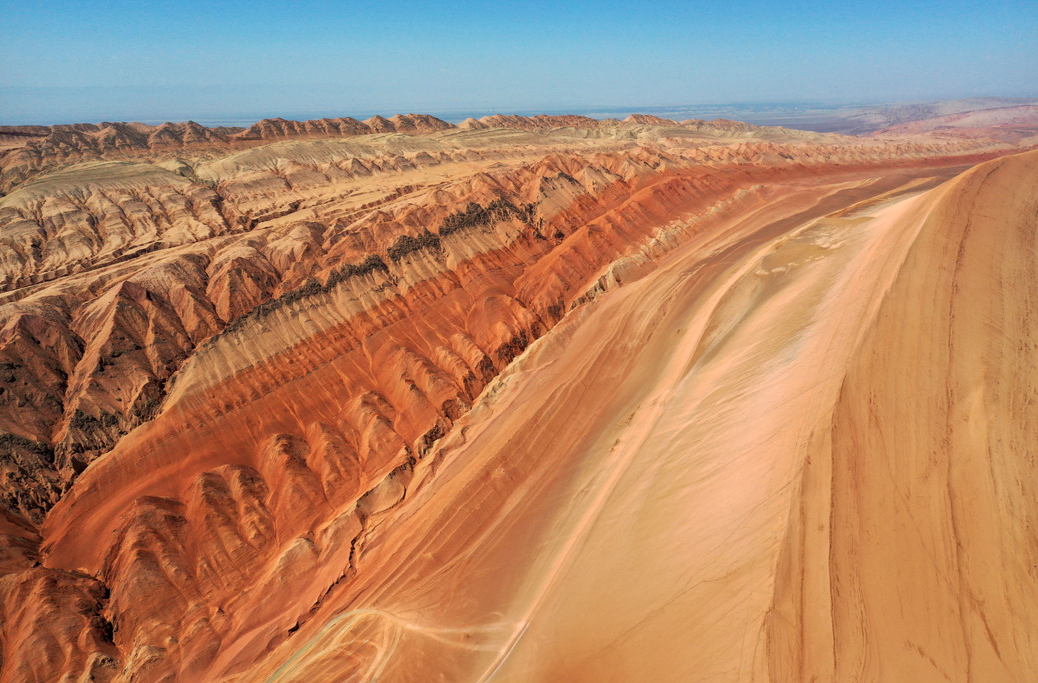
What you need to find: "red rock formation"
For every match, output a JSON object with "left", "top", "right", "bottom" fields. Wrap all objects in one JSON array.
[{"left": 0, "top": 111, "right": 1034, "bottom": 681}]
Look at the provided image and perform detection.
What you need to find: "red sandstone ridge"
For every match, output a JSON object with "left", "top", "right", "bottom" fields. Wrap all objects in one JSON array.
[
  {"left": 1, "top": 110, "right": 1036, "bottom": 681},
  {"left": 0, "top": 111, "right": 852, "bottom": 194},
  {"left": 235, "top": 113, "right": 453, "bottom": 141}
]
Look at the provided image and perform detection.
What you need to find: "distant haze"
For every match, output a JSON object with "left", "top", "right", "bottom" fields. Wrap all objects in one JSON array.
[{"left": 3, "top": 0, "right": 1036, "bottom": 125}]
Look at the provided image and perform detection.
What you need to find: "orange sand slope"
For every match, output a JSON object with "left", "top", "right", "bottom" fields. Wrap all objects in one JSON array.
[
  {"left": 1, "top": 112, "right": 1036, "bottom": 681},
  {"left": 235, "top": 150, "right": 1038, "bottom": 682}
]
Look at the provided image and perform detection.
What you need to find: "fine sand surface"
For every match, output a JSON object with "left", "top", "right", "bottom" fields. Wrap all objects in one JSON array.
[{"left": 230, "top": 151, "right": 1038, "bottom": 681}]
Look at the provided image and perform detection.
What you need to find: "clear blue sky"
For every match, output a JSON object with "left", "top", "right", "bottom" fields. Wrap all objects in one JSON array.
[{"left": 2, "top": 0, "right": 1036, "bottom": 124}]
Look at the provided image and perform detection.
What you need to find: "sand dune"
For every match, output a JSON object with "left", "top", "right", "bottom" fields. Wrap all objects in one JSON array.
[
  {"left": 0, "top": 111, "right": 1035, "bottom": 681},
  {"left": 875, "top": 105, "right": 1038, "bottom": 143},
  {"left": 226, "top": 150, "right": 1038, "bottom": 682}
]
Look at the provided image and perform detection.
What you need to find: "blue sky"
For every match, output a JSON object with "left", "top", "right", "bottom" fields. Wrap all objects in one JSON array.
[{"left": 2, "top": 0, "right": 1036, "bottom": 123}]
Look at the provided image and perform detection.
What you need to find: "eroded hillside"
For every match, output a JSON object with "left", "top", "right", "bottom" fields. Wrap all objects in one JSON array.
[{"left": 0, "top": 112, "right": 1035, "bottom": 682}]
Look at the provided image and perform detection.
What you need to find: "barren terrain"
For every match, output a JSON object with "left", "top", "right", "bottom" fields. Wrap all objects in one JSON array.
[{"left": 1, "top": 109, "right": 1036, "bottom": 681}]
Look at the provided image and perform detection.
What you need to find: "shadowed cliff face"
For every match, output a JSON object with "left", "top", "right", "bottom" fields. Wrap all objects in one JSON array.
[{"left": 0, "top": 113, "right": 1035, "bottom": 682}]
